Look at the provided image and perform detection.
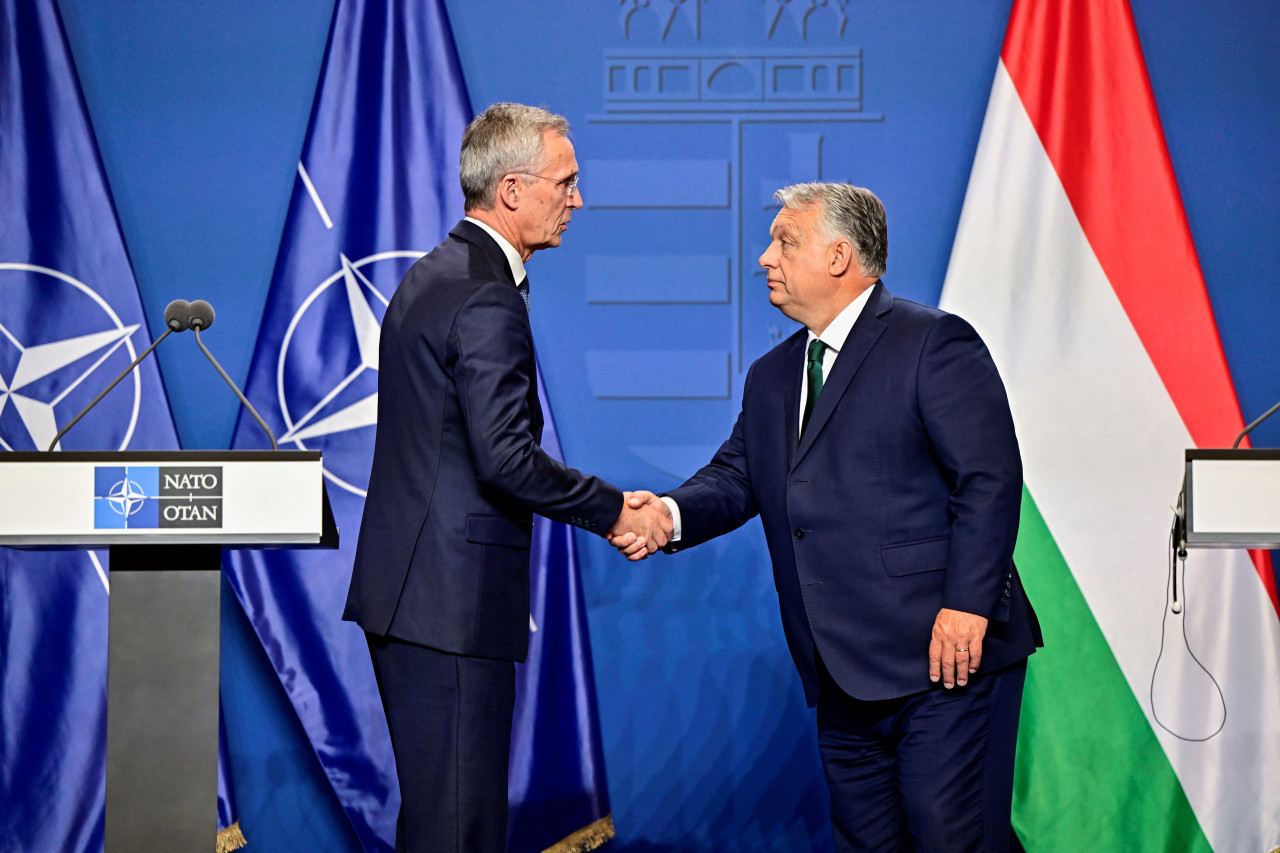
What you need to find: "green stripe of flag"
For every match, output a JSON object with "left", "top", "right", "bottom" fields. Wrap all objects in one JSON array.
[{"left": 1013, "top": 487, "right": 1209, "bottom": 852}]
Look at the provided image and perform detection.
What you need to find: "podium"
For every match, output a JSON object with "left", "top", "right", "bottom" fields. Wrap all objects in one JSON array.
[
  {"left": 1184, "top": 449, "right": 1280, "bottom": 549},
  {"left": 0, "top": 451, "right": 337, "bottom": 852}
]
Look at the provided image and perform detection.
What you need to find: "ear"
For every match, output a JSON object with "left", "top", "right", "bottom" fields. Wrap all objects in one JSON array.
[
  {"left": 495, "top": 174, "right": 522, "bottom": 211},
  {"left": 828, "top": 238, "right": 853, "bottom": 276}
]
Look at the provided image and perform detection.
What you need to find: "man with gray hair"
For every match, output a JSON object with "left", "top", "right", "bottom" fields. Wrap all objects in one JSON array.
[
  {"left": 346, "top": 102, "right": 670, "bottom": 852},
  {"left": 616, "top": 183, "right": 1040, "bottom": 850}
]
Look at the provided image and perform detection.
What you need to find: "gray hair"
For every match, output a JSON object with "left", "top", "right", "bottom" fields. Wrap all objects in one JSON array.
[
  {"left": 774, "top": 183, "right": 887, "bottom": 278},
  {"left": 459, "top": 103, "right": 571, "bottom": 211}
]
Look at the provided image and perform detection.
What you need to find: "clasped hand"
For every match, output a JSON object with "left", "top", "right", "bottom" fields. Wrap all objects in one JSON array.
[{"left": 607, "top": 491, "right": 671, "bottom": 561}]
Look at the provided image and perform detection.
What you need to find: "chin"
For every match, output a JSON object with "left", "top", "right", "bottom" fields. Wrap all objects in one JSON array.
[{"left": 772, "top": 301, "right": 802, "bottom": 324}]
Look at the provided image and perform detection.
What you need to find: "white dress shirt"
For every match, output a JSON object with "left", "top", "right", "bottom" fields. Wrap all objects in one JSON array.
[
  {"left": 663, "top": 284, "right": 877, "bottom": 541},
  {"left": 797, "top": 284, "right": 875, "bottom": 431}
]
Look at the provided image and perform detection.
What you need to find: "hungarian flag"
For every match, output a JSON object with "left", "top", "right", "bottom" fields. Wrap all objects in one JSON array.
[{"left": 940, "top": 0, "right": 1280, "bottom": 850}]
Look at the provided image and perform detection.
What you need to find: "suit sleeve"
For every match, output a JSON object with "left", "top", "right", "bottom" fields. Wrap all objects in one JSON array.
[
  {"left": 665, "top": 383, "right": 760, "bottom": 552},
  {"left": 917, "top": 313, "right": 1022, "bottom": 620},
  {"left": 451, "top": 281, "right": 623, "bottom": 533}
]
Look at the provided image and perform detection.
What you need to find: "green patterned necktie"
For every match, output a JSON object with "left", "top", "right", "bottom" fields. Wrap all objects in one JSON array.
[{"left": 801, "top": 338, "right": 827, "bottom": 436}]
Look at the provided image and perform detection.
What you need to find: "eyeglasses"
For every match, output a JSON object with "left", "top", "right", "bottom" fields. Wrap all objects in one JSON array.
[{"left": 513, "top": 172, "right": 580, "bottom": 198}]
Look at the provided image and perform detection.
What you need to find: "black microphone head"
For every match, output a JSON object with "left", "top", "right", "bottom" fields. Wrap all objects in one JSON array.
[
  {"left": 188, "top": 300, "right": 215, "bottom": 331},
  {"left": 164, "top": 299, "right": 191, "bottom": 331}
]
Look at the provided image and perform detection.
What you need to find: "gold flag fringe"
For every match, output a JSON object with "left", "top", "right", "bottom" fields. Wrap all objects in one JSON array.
[
  {"left": 540, "top": 815, "right": 615, "bottom": 853},
  {"left": 216, "top": 821, "right": 248, "bottom": 853}
]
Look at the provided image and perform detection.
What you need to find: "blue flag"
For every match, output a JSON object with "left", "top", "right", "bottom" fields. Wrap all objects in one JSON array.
[
  {"left": 509, "top": 375, "right": 614, "bottom": 852},
  {"left": 217, "top": 704, "right": 248, "bottom": 851},
  {"left": 221, "top": 0, "right": 468, "bottom": 848},
  {"left": 0, "top": 0, "right": 180, "bottom": 850},
  {"left": 221, "top": 0, "right": 613, "bottom": 849}
]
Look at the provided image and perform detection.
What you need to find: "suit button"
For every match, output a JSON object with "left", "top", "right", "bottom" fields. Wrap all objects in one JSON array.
[{"left": 793, "top": 529, "right": 804, "bottom": 540}]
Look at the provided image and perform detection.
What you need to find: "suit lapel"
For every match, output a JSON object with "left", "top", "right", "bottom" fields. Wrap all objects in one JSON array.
[
  {"left": 451, "top": 219, "right": 544, "bottom": 439},
  {"left": 792, "top": 281, "right": 891, "bottom": 470},
  {"left": 781, "top": 334, "right": 805, "bottom": 470}
]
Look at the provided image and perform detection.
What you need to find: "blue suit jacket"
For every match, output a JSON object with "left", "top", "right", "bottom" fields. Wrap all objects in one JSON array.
[
  {"left": 667, "top": 282, "right": 1040, "bottom": 703},
  {"left": 344, "top": 220, "right": 622, "bottom": 662}
]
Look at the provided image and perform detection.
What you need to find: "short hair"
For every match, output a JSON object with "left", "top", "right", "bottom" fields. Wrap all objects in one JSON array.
[
  {"left": 459, "top": 103, "right": 571, "bottom": 211},
  {"left": 774, "top": 183, "right": 887, "bottom": 278}
]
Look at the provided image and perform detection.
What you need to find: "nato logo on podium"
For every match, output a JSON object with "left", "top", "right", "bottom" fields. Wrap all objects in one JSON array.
[{"left": 93, "top": 465, "right": 224, "bottom": 529}]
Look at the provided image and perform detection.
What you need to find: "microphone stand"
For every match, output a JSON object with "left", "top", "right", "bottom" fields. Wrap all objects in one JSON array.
[
  {"left": 46, "top": 326, "right": 174, "bottom": 452},
  {"left": 1233, "top": 398, "right": 1280, "bottom": 449},
  {"left": 191, "top": 327, "right": 278, "bottom": 450}
]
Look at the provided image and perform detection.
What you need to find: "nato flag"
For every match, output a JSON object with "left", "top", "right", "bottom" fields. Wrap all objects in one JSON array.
[
  {"left": 223, "top": 0, "right": 611, "bottom": 850},
  {"left": 0, "top": 0, "right": 180, "bottom": 851}
]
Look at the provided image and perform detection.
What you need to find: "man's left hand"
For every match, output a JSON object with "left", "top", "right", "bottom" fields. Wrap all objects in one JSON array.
[{"left": 928, "top": 608, "right": 989, "bottom": 689}]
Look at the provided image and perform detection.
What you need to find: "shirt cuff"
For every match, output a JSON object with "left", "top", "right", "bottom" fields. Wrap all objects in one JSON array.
[{"left": 660, "top": 495, "right": 682, "bottom": 542}]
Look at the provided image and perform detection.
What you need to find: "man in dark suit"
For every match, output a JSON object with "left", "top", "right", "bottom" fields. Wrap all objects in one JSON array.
[
  {"left": 615, "top": 183, "right": 1040, "bottom": 851},
  {"left": 345, "top": 103, "right": 671, "bottom": 853}
]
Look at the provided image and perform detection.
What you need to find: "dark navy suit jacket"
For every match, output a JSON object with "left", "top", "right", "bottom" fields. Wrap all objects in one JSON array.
[
  {"left": 344, "top": 220, "right": 622, "bottom": 662},
  {"left": 667, "top": 282, "right": 1040, "bottom": 703}
]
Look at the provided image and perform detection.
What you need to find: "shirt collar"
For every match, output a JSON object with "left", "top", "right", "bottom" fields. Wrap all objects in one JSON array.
[
  {"left": 807, "top": 283, "right": 876, "bottom": 353},
  {"left": 465, "top": 216, "right": 527, "bottom": 285}
]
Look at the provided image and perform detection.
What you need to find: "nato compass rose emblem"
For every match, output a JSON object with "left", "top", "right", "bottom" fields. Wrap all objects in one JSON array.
[
  {"left": 94, "top": 466, "right": 159, "bottom": 529},
  {"left": 275, "top": 162, "right": 426, "bottom": 497},
  {"left": 108, "top": 477, "right": 147, "bottom": 515},
  {"left": 0, "top": 264, "right": 144, "bottom": 452}
]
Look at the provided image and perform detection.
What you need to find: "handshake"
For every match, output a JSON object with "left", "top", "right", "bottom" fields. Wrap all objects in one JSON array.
[{"left": 607, "top": 491, "right": 672, "bottom": 561}]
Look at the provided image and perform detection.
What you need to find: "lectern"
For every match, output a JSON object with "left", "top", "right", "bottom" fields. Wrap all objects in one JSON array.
[
  {"left": 1183, "top": 449, "right": 1280, "bottom": 549},
  {"left": 0, "top": 450, "right": 337, "bottom": 852}
]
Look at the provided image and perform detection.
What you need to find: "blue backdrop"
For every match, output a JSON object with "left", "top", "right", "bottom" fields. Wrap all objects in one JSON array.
[{"left": 50, "top": 1, "right": 1280, "bottom": 849}]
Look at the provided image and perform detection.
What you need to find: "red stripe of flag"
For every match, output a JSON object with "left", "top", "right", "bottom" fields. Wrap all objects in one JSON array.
[{"left": 1001, "top": 0, "right": 1277, "bottom": 611}]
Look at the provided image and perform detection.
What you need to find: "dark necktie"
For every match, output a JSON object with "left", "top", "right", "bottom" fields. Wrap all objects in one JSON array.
[
  {"left": 801, "top": 338, "right": 827, "bottom": 437},
  {"left": 516, "top": 277, "right": 530, "bottom": 313}
]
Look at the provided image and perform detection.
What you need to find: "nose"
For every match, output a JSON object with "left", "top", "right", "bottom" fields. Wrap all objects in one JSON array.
[
  {"left": 759, "top": 243, "right": 775, "bottom": 269},
  {"left": 568, "top": 186, "right": 583, "bottom": 210}
]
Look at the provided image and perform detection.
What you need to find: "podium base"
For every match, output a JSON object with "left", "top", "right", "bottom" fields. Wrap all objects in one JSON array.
[{"left": 106, "top": 545, "right": 221, "bottom": 853}]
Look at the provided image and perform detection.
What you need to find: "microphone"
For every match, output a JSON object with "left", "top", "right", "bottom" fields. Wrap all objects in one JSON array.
[
  {"left": 186, "top": 300, "right": 279, "bottom": 450},
  {"left": 164, "top": 298, "right": 192, "bottom": 332},
  {"left": 47, "top": 299, "right": 191, "bottom": 451},
  {"left": 187, "top": 298, "right": 213, "bottom": 332}
]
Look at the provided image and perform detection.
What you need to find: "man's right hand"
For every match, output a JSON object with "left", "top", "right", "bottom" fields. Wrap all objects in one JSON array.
[{"left": 607, "top": 491, "right": 672, "bottom": 560}]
